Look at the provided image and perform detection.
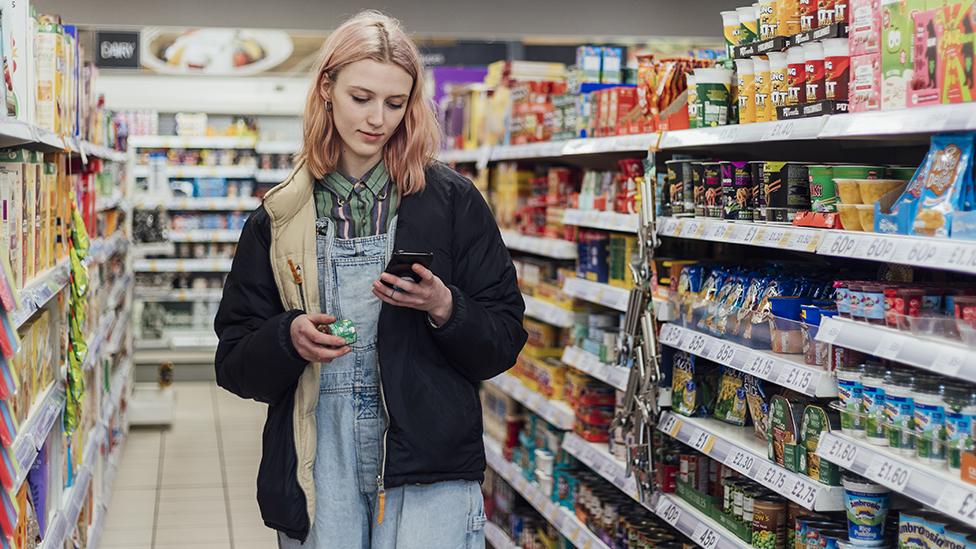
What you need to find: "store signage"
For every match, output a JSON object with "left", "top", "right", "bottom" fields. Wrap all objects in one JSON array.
[{"left": 95, "top": 31, "right": 140, "bottom": 69}]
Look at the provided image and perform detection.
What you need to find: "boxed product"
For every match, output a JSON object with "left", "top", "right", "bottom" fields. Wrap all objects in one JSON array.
[
  {"left": 714, "top": 368, "right": 748, "bottom": 426},
  {"left": 601, "top": 47, "right": 623, "bottom": 84},
  {"left": 911, "top": 133, "right": 975, "bottom": 238},
  {"left": 908, "top": 3, "right": 944, "bottom": 107},
  {"left": 1, "top": 0, "right": 34, "bottom": 122},
  {"left": 941, "top": 0, "right": 976, "bottom": 104},
  {"left": 849, "top": 0, "right": 881, "bottom": 55},
  {"left": 881, "top": 0, "right": 919, "bottom": 110},
  {"left": 577, "top": 46, "right": 602, "bottom": 83},
  {"left": 34, "top": 15, "right": 63, "bottom": 133},
  {"left": 850, "top": 53, "right": 882, "bottom": 112}
]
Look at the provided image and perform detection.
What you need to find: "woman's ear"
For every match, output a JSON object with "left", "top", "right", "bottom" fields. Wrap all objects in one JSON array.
[{"left": 318, "top": 72, "right": 332, "bottom": 104}]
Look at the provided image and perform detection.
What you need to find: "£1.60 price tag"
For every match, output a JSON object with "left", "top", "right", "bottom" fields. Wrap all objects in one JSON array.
[
  {"left": 866, "top": 455, "right": 912, "bottom": 492},
  {"left": 693, "top": 524, "right": 720, "bottom": 549},
  {"left": 820, "top": 436, "right": 858, "bottom": 469}
]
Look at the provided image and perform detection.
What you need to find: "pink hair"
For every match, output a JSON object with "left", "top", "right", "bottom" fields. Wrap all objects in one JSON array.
[{"left": 299, "top": 10, "right": 440, "bottom": 195}]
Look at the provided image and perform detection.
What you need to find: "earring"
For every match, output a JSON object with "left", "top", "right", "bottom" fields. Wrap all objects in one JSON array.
[{"left": 326, "top": 101, "right": 332, "bottom": 111}]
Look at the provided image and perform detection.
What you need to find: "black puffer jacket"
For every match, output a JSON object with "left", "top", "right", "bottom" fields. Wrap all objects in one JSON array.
[{"left": 214, "top": 162, "right": 527, "bottom": 541}]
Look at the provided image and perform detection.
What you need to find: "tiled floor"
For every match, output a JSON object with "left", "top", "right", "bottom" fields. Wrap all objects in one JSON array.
[{"left": 101, "top": 382, "right": 277, "bottom": 549}]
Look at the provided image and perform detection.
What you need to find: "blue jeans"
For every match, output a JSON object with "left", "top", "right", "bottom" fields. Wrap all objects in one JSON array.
[{"left": 279, "top": 218, "right": 485, "bottom": 549}]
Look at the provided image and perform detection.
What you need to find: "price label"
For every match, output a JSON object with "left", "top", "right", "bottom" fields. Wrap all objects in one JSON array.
[
  {"left": 760, "top": 464, "right": 789, "bottom": 490},
  {"left": 752, "top": 227, "right": 769, "bottom": 244},
  {"left": 762, "top": 120, "right": 797, "bottom": 141},
  {"left": 857, "top": 236, "right": 897, "bottom": 262},
  {"left": 712, "top": 343, "right": 736, "bottom": 364},
  {"left": 724, "top": 448, "right": 757, "bottom": 474},
  {"left": 660, "top": 325, "right": 683, "bottom": 346},
  {"left": 693, "top": 524, "right": 720, "bottom": 549},
  {"left": 708, "top": 222, "right": 732, "bottom": 240},
  {"left": 658, "top": 499, "right": 681, "bottom": 526},
  {"left": 719, "top": 125, "right": 740, "bottom": 143},
  {"left": 660, "top": 414, "right": 683, "bottom": 437},
  {"left": 788, "top": 232, "right": 818, "bottom": 252},
  {"left": 748, "top": 354, "right": 775, "bottom": 379},
  {"left": 682, "top": 221, "right": 703, "bottom": 238},
  {"left": 874, "top": 336, "right": 905, "bottom": 360},
  {"left": 932, "top": 350, "right": 965, "bottom": 377},
  {"left": 942, "top": 243, "right": 976, "bottom": 272},
  {"left": 781, "top": 367, "right": 815, "bottom": 393},
  {"left": 936, "top": 487, "right": 976, "bottom": 525},
  {"left": 817, "top": 320, "right": 842, "bottom": 344},
  {"left": 896, "top": 239, "right": 941, "bottom": 266},
  {"left": 820, "top": 436, "right": 859, "bottom": 469},
  {"left": 866, "top": 455, "right": 912, "bottom": 491},
  {"left": 741, "top": 225, "right": 760, "bottom": 243},
  {"left": 692, "top": 430, "right": 715, "bottom": 453},
  {"left": 686, "top": 334, "right": 708, "bottom": 355},
  {"left": 660, "top": 218, "right": 680, "bottom": 236},
  {"left": 789, "top": 478, "right": 820, "bottom": 507},
  {"left": 823, "top": 233, "right": 859, "bottom": 257},
  {"left": 765, "top": 228, "right": 787, "bottom": 246}
]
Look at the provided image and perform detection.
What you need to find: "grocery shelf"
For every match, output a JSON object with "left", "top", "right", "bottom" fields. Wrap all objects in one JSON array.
[
  {"left": 128, "top": 135, "right": 258, "bottom": 149},
  {"left": 561, "top": 433, "right": 640, "bottom": 500},
  {"left": 11, "top": 261, "right": 71, "bottom": 329},
  {"left": 818, "top": 103, "right": 976, "bottom": 139},
  {"left": 500, "top": 230, "right": 577, "bottom": 260},
  {"left": 11, "top": 382, "right": 64, "bottom": 494},
  {"left": 817, "top": 431, "right": 976, "bottom": 528},
  {"left": 484, "top": 521, "right": 520, "bottom": 549},
  {"left": 255, "top": 140, "right": 301, "bottom": 154},
  {"left": 487, "top": 373, "right": 575, "bottom": 430},
  {"left": 0, "top": 120, "right": 126, "bottom": 161},
  {"left": 96, "top": 192, "right": 126, "bottom": 212},
  {"left": 522, "top": 294, "right": 576, "bottom": 328},
  {"left": 167, "top": 229, "right": 242, "bottom": 243},
  {"left": 134, "top": 348, "right": 217, "bottom": 364},
  {"left": 133, "top": 196, "right": 261, "bottom": 211},
  {"left": 484, "top": 435, "right": 610, "bottom": 549},
  {"left": 134, "top": 288, "right": 223, "bottom": 302},
  {"left": 132, "top": 164, "right": 257, "bottom": 179},
  {"left": 41, "top": 424, "right": 104, "bottom": 549},
  {"left": 255, "top": 168, "right": 292, "bottom": 183},
  {"left": 560, "top": 346, "right": 630, "bottom": 391},
  {"left": 817, "top": 316, "right": 976, "bottom": 383},
  {"left": 78, "top": 140, "right": 128, "bottom": 163},
  {"left": 133, "top": 258, "right": 233, "bottom": 273},
  {"left": 657, "top": 216, "right": 976, "bottom": 276},
  {"left": 438, "top": 147, "right": 489, "bottom": 164},
  {"left": 653, "top": 493, "right": 752, "bottom": 549},
  {"left": 561, "top": 277, "right": 631, "bottom": 312},
  {"left": 659, "top": 323, "right": 837, "bottom": 398},
  {"left": 562, "top": 209, "right": 640, "bottom": 233},
  {"left": 560, "top": 134, "right": 660, "bottom": 156},
  {"left": 442, "top": 133, "right": 659, "bottom": 163},
  {"left": 658, "top": 411, "right": 845, "bottom": 511},
  {"left": 659, "top": 116, "right": 826, "bottom": 149},
  {"left": 83, "top": 311, "right": 118, "bottom": 372}
]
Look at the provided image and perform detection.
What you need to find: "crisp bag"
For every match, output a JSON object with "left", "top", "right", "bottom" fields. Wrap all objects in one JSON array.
[{"left": 912, "top": 133, "right": 975, "bottom": 237}]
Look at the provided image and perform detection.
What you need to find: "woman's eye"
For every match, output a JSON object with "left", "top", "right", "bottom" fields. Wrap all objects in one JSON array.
[
  {"left": 352, "top": 96, "right": 369, "bottom": 103},
  {"left": 387, "top": 102, "right": 404, "bottom": 110}
]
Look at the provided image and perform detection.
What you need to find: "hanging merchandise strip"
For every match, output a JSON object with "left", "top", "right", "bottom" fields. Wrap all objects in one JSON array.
[
  {"left": 653, "top": 493, "right": 752, "bottom": 549},
  {"left": 817, "top": 317, "right": 975, "bottom": 382},
  {"left": 656, "top": 217, "right": 976, "bottom": 276},
  {"left": 562, "top": 278, "right": 631, "bottom": 312},
  {"left": 657, "top": 411, "right": 845, "bottom": 511},
  {"left": 817, "top": 432, "right": 976, "bottom": 528},
  {"left": 484, "top": 435, "right": 610, "bottom": 549},
  {"left": 522, "top": 294, "right": 576, "bottom": 328},
  {"left": 659, "top": 323, "right": 836, "bottom": 397},
  {"left": 500, "top": 230, "right": 578, "bottom": 260},
  {"left": 487, "top": 373, "right": 575, "bottom": 430},
  {"left": 560, "top": 346, "right": 630, "bottom": 391}
]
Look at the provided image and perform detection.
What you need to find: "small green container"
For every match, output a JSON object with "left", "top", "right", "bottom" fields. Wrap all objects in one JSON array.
[
  {"left": 831, "top": 165, "right": 884, "bottom": 180},
  {"left": 808, "top": 165, "right": 838, "bottom": 213},
  {"left": 328, "top": 319, "right": 358, "bottom": 345}
]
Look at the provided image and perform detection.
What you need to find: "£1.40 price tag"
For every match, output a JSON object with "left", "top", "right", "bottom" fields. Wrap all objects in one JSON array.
[
  {"left": 866, "top": 455, "right": 912, "bottom": 492},
  {"left": 820, "top": 436, "right": 858, "bottom": 469}
]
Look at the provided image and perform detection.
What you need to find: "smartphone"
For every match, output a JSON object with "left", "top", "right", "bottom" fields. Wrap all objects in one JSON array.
[{"left": 384, "top": 250, "right": 434, "bottom": 283}]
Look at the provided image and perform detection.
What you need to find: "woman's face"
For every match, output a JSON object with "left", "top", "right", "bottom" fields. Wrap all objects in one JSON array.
[{"left": 328, "top": 59, "right": 413, "bottom": 169}]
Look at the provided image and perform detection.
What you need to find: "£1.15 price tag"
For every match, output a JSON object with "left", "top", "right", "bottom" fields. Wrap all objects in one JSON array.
[
  {"left": 748, "top": 354, "right": 775, "bottom": 379},
  {"left": 781, "top": 367, "right": 815, "bottom": 394}
]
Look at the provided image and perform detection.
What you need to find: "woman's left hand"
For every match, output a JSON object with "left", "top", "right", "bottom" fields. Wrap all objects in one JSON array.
[{"left": 373, "top": 264, "right": 454, "bottom": 326}]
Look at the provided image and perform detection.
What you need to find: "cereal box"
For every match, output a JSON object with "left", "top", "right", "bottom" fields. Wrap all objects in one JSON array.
[
  {"left": 850, "top": 0, "right": 882, "bottom": 54},
  {"left": 881, "top": 0, "right": 920, "bottom": 109},
  {"left": 941, "top": 0, "right": 976, "bottom": 103},
  {"left": 909, "top": 5, "right": 945, "bottom": 106}
]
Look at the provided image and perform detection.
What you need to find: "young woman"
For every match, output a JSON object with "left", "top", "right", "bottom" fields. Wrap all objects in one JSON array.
[{"left": 214, "top": 10, "right": 527, "bottom": 549}]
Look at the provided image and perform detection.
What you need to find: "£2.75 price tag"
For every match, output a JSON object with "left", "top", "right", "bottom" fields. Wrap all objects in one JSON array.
[
  {"left": 760, "top": 464, "right": 789, "bottom": 490},
  {"left": 789, "top": 478, "right": 819, "bottom": 508}
]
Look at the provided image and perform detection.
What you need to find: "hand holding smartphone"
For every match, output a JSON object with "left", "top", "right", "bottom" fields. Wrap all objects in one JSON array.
[{"left": 384, "top": 250, "right": 434, "bottom": 284}]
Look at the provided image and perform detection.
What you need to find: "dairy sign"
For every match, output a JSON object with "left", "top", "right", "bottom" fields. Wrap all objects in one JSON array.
[{"left": 95, "top": 31, "right": 140, "bottom": 69}]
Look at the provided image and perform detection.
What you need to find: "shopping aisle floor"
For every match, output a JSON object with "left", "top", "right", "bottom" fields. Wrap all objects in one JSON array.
[{"left": 100, "top": 381, "right": 277, "bottom": 549}]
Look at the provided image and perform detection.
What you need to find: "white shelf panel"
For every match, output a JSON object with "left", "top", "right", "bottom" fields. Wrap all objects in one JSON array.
[
  {"left": 41, "top": 426, "right": 103, "bottom": 549},
  {"left": 255, "top": 168, "right": 292, "bottom": 183},
  {"left": 11, "top": 382, "right": 64, "bottom": 493},
  {"left": 133, "top": 196, "right": 260, "bottom": 211},
  {"left": 484, "top": 435, "right": 609, "bottom": 549},
  {"left": 654, "top": 493, "right": 752, "bottom": 549},
  {"left": 79, "top": 140, "right": 128, "bottom": 163},
  {"left": 11, "top": 262, "right": 71, "bottom": 329},
  {"left": 167, "top": 229, "right": 242, "bottom": 243},
  {"left": 133, "top": 164, "right": 256, "bottom": 179},
  {"left": 657, "top": 216, "right": 976, "bottom": 276},
  {"left": 134, "top": 258, "right": 233, "bottom": 273},
  {"left": 817, "top": 317, "right": 976, "bottom": 382},
  {"left": 659, "top": 323, "right": 836, "bottom": 398},
  {"left": 561, "top": 433, "right": 639, "bottom": 499},
  {"left": 560, "top": 346, "right": 629, "bottom": 391},
  {"left": 658, "top": 411, "right": 845, "bottom": 511},
  {"left": 817, "top": 431, "right": 976, "bottom": 528},
  {"left": 129, "top": 135, "right": 257, "bottom": 149},
  {"left": 484, "top": 522, "right": 520, "bottom": 549},
  {"left": 491, "top": 141, "right": 566, "bottom": 161},
  {"left": 522, "top": 294, "right": 576, "bottom": 328},
  {"left": 561, "top": 278, "right": 631, "bottom": 312},
  {"left": 134, "top": 348, "right": 217, "bottom": 364},
  {"left": 487, "top": 373, "right": 574, "bottom": 430},
  {"left": 660, "top": 117, "right": 826, "bottom": 149},
  {"left": 561, "top": 133, "right": 659, "bottom": 155},
  {"left": 438, "top": 147, "right": 489, "bottom": 164},
  {"left": 0, "top": 120, "right": 126, "bottom": 161},
  {"left": 135, "top": 288, "right": 223, "bottom": 302},
  {"left": 562, "top": 209, "right": 640, "bottom": 233},
  {"left": 83, "top": 311, "right": 118, "bottom": 372},
  {"left": 819, "top": 103, "right": 976, "bottom": 138},
  {"left": 255, "top": 140, "right": 301, "bottom": 154},
  {"left": 500, "top": 230, "right": 577, "bottom": 260}
]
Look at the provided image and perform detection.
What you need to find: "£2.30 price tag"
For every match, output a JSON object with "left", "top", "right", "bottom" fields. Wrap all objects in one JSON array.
[
  {"left": 724, "top": 448, "right": 756, "bottom": 474},
  {"left": 936, "top": 487, "right": 976, "bottom": 525},
  {"left": 866, "top": 455, "right": 912, "bottom": 491}
]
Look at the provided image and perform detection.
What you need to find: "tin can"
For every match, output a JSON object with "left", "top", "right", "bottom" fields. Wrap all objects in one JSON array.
[
  {"left": 751, "top": 160, "right": 766, "bottom": 222},
  {"left": 692, "top": 162, "right": 707, "bottom": 217},
  {"left": 721, "top": 161, "right": 739, "bottom": 220},
  {"left": 665, "top": 160, "right": 684, "bottom": 215},
  {"left": 753, "top": 495, "right": 788, "bottom": 549},
  {"left": 763, "top": 161, "right": 811, "bottom": 223},
  {"left": 679, "top": 160, "right": 696, "bottom": 215},
  {"left": 703, "top": 162, "right": 724, "bottom": 218}
]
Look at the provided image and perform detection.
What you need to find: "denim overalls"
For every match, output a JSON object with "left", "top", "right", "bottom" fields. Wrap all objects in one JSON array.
[{"left": 278, "top": 217, "right": 485, "bottom": 549}]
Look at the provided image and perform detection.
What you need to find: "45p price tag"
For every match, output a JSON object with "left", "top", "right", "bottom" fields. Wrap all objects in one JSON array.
[{"left": 693, "top": 524, "right": 720, "bottom": 549}]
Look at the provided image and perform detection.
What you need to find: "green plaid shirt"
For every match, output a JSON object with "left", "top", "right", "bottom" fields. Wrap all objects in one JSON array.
[{"left": 313, "top": 160, "right": 399, "bottom": 238}]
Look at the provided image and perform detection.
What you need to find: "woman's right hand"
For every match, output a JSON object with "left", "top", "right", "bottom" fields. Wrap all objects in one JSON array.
[{"left": 290, "top": 313, "right": 352, "bottom": 363}]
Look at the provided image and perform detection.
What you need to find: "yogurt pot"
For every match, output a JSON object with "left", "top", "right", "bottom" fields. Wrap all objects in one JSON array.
[
  {"left": 914, "top": 378, "right": 948, "bottom": 465},
  {"left": 842, "top": 475, "right": 890, "bottom": 544},
  {"left": 884, "top": 369, "right": 916, "bottom": 455},
  {"left": 861, "top": 365, "right": 888, "bottom": 445},
  {"left": 836, "top": 366, "right": 865, "bottom": 436},
  {"left": 695, "top": 68, "right": 733, "bottom": 127}
]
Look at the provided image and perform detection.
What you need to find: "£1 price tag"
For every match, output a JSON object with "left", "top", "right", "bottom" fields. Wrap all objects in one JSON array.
[
  {"left": 660, "top": 413, "right": 682, "bottom": 437},
  {"left": 691, "top": 430, "right": 715, "bottom": 453}
]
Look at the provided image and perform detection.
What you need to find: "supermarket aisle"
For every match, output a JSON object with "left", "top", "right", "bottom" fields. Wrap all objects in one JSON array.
[{"left": 100, "top": 382, "right": 276, "bottom": 549}]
